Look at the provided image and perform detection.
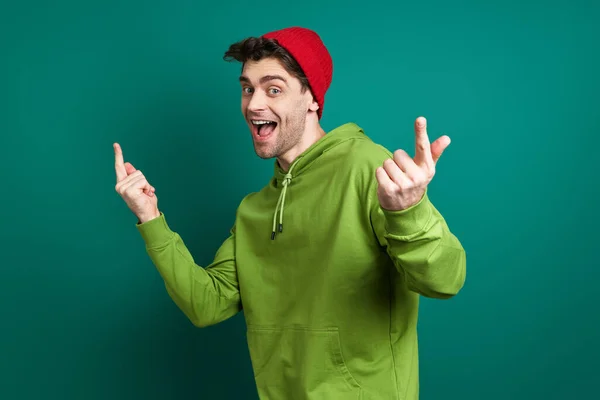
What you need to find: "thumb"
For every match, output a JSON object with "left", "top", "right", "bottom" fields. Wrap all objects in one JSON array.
[
  {"left": 431, "top": 135, "right": 451, "bottom": 164},
  {"left": 124, "top": 162, "right": 137, "bottom": 175}
]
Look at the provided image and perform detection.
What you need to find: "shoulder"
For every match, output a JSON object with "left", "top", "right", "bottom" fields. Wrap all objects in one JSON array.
[
  {"left": 318, "top": 133, "right": 393, "bottom": 202},
  {"left": 234, "top": 177, "right": 276, "bottom": 213},
  {"left": 332, "top": 134, "right": 394, "bottom": 177},
  {"left": 351, "top": 138, "right": 393, "bottom": 166}
]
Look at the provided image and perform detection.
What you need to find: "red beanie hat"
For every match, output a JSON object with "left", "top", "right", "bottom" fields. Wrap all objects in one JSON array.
[{"left": 262, "top": 27, "right": 333, "bottom": 119}]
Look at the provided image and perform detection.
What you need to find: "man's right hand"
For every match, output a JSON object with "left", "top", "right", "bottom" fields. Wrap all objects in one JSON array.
[{"left": 114, "top": 142, "right": 160, "bottom": 223}]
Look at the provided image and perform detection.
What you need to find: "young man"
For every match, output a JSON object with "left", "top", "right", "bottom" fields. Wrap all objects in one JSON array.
[{"left": 114, "top": 26, "right": 466, "bottom": 399}]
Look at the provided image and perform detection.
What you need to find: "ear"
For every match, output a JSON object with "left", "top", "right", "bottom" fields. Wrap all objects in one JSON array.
[{"left": 308, "top": 99, "right": 319, "bottom": 112}]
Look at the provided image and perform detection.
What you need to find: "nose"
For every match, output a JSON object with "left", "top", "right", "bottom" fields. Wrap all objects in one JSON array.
[{"left": 247, "top": 90, "right": 268, "bottom": 113}]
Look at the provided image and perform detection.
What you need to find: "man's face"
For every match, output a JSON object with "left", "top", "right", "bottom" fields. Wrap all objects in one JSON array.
[{"left": 239, "top": 57, "right": 312, "bottom": 160}]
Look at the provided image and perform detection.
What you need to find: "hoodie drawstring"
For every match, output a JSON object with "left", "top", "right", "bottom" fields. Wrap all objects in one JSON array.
[{"left": 272, "top": 172, "right": 293, "bottom": 240}]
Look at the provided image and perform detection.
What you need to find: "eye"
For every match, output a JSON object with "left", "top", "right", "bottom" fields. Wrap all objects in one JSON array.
[
  {"left": 268, "top": 88, "right": 281, "bottom": 95},
  {"left": 242, "top": 87, "right": 253, "bottom": 94}
]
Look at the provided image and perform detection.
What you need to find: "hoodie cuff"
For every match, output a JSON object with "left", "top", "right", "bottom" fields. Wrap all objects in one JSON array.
[
  {"left": 135, "top": 212, "right": 175, "bottom": 247},
  {"left": 382, "top": 191, "right": 432, "bottom": 237}
]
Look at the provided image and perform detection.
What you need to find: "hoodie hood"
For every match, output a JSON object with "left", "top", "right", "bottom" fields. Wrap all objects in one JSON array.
[{"left": 270, "top": 122, "right": 367, "bottom": 239}]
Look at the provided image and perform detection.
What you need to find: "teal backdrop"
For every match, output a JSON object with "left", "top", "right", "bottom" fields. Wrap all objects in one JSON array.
[{"left": 1, "top": 0, "right": 598, "bottom": 399}]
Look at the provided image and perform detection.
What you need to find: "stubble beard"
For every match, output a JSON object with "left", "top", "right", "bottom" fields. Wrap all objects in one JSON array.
[{"left": 254, "top": 107, "right": 306, "bottom": 160}]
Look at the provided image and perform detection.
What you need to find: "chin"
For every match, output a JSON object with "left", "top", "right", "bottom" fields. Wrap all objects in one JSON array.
[
  {"left": 253, "top": 146, "right": 277, "bottom": 160},
  {"left": 250, "top": 129, "right": 279, "bottom": 159}
]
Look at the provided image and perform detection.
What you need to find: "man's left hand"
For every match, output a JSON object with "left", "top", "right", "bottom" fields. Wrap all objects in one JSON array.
[{"left": 375, "top": 116, "right": 450, "bottom": 211}]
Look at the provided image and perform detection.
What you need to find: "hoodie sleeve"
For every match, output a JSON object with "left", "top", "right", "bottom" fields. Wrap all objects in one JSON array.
[
  {"left": 366, "top": 145, "right": 467, "bottom": 299},
  {"left": 135, "top": 212, "right": 242, "bottom": 327}
]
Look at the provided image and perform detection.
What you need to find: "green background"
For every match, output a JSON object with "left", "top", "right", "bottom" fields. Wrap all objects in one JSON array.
[{"left": 2, "top": 0, "right": 598, "bottom": 399}]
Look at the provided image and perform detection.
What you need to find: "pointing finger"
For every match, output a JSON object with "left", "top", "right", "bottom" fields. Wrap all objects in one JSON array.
[
  {"left": 414, "top": 117, "right": 434, "bottom": 169},
  {"left": 114, "top": 143, "right": 127, "bottom": 182}
]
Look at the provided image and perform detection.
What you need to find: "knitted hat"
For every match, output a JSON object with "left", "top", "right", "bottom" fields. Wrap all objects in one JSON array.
[{"left": 262, "top": 27, "right": 333, "bottom": 119}]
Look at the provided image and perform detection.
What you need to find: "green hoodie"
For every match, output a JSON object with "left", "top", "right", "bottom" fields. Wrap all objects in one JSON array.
[{"left": 136, "top": 122, "right": 466, "bottom": 399}]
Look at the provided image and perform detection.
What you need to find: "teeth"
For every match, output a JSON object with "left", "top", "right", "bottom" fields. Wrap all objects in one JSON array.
[{"left": 252, "top": 120, "right": 275, "bottom": 125}]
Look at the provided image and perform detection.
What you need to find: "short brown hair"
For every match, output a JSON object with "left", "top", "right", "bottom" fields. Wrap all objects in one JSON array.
[{"left": 223, "top": 37, "right": 310, "bottom": 93}]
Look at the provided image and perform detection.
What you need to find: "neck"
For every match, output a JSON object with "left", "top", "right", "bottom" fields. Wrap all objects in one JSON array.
[{"left": 277, "top": 121, "right": 326, "bottom": 172}]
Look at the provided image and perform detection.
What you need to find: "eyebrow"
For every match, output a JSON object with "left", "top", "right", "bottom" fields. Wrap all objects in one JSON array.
[{"left": 239, "top": 74, "right": 288, "bottom": 85}]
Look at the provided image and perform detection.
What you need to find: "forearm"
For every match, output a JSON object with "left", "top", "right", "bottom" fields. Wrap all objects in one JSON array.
[
  {"left": 136, "top": 213, "right": 241, "bottom": 326},
  {"left": 379, "top": 193, "right": 466, "bottom": 299}
]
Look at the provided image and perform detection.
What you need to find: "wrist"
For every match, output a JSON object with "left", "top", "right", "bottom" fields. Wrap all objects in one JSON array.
[
  {"left": 382, "top": 191, "right": 431, "bottom": 237},
  {"left": 137, "top": 209, "right": 160, "bottom": 224}
]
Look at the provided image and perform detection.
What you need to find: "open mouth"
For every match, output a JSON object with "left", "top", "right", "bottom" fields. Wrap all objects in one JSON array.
[{"left": 251, "top": 119, "right": 278, "bottom": 139}]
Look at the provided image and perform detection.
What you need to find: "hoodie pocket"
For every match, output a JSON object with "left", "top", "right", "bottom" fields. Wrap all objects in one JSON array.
[{"left": 246, "top": 325, "right": 361, "bottom": 395}]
